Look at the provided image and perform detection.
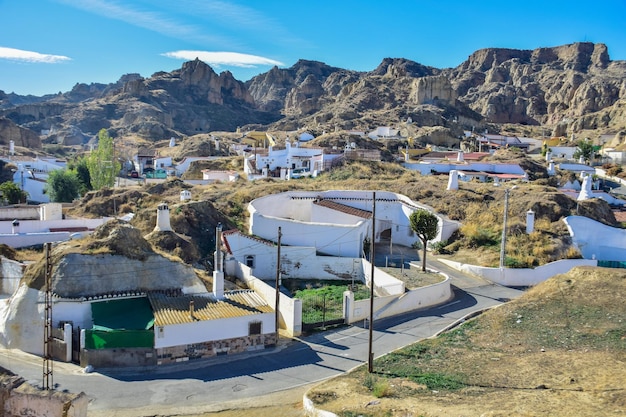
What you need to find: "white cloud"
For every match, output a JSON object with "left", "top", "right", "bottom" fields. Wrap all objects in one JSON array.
[
  {"left": 162, "top": 51, "right": 283, "bottom": 68},
  {"left": 57, "top": 0, "right": 230, "bottom": 45},
  {"left": 0, "top": 47, "right": 71, "bottom": 64}
]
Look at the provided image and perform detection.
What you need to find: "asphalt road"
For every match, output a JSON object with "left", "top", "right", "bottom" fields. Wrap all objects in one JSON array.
[{"left": 0, "top": 260, "right": 524, "bottom": 416}]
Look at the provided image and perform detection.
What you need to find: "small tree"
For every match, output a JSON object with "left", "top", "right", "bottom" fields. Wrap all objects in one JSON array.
[
  {"left": 46, "top": 169, "right": 81, "bottom": 202},
  {"left": 68, "top": 156, "right": 92, "bottom": 195},
  {"left": 87, "top": 129, "right": 120, "bottom": 190},
  {"left": 409, "top": 209, "right": 439, "bottom": 271},
  {"left": 0, "top": 181, "right": 28, "bottom": 204},
  {"left": 573, "top": 139, "right": 595, "bottom": 163}
]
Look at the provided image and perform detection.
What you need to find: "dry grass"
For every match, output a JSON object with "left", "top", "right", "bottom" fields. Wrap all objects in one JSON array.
[{"left": 308, "top": 266, "right": 626, "bottom": 416}]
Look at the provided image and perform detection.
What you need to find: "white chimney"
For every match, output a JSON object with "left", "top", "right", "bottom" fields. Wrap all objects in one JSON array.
[
  {"left": 577, "top": 173, "right": 593, "bottom": 201},
  {"left": 447, "top": 170, "right": 459, "bottom": 191},
  {"left": 547, "top": 161, "right": 556, "bottom": 176},
  {"left": 154, "top": 203, "right": 172, "bottom": 232},
  {"left": 526, "top": 210, "right": 535, "bottom": 234},
  {"left": 9, "top": 140, "right": 14, "bottom": 156},
  {"left": 456, "top": 151, "right": 464, "bottom": 162},
  {"left": 169, "top": 137, "right": 175, "bottom": 147},
  {"left": 213, "top": 223, "right": 224, "bottom": 299}
]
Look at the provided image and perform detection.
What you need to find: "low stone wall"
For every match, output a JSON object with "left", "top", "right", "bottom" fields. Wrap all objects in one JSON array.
[
  {"left": 156, "top": 333, "right": 276, "bottom": 365},
  {"left": 80, "top": 347, "right": 157, "bottom": 368},
  {"left": 0, "top": 368, "right": 88, "bottom": 417}
]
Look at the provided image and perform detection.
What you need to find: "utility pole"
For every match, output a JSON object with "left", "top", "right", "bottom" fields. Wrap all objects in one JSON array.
[
  {"left": 43, "top": 242, "right": 53, "bottom": 390},
  {"left": 368, "top": 192, "right": 376, "bottom": 373},
  {"left": 274, "top": 227, "right": 282, "bottom": 345}
]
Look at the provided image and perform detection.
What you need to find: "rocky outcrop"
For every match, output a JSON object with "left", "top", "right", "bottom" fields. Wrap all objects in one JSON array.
[
  {"left": 444, "top": 42, "right": 625, "bottom": 129},
  {"left": 0, "top": 117, "right": 41, "bottom": 149},
  {"left": 2, "top": 42, "right": 625, "bottom": 144}
]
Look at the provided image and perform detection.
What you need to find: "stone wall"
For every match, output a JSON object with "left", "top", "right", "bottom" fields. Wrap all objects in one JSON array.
[
  {"left": 0, "top": 368, "right": 88, "bottom": 417},
  {"left": 80, "top": 347, "right": 157, "bottom": 369},
  {"left": 156, "top": 333, "right": 276, "bottom": 366}
]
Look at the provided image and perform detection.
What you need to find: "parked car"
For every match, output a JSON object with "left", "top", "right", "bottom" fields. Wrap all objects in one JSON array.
[
  {"left": 291, "top": 168, "right": 311, "bottom": 179},
  {"left": 130, "top": 170, "right": 139, "bottom": 178}
]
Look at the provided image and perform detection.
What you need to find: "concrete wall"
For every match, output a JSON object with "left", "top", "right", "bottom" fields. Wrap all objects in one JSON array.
[
  {"left": 437, "top": 258, "right": 598, "bottom": 287},
  {"left": 361, "top": 259, "right": 405, "bottom": 296},
  {"left": 564, "top": 215, "right": 626, "bottom": 262},
  {"left": 155, "top": 312, "right": 275, "bottom": 349},
  {"left": 345, "top": 271, "right": 452, "bottom": 323},
  {"left": 80, "top": 347, "right": 156, "bottom": 368}
]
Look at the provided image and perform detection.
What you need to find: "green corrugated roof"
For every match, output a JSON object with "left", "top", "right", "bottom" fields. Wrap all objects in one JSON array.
[{"left": 91, "top": 297, "right": 155, "bottom": 331}]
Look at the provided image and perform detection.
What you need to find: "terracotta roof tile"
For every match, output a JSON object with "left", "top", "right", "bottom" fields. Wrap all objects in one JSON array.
[{"left": 313, "top": 199, "right": 372, "bottom": 219}]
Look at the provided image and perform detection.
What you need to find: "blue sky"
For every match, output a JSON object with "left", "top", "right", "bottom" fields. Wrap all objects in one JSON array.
[{"left": 2, "top": 0, "right": 626, "bottom": 96}]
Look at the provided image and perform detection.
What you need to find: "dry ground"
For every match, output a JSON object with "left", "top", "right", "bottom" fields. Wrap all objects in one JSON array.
[{"left": 307, "top": 266, "right": 626, "bottom": 417}]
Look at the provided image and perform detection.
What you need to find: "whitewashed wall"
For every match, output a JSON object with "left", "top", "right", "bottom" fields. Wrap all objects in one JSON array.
[
  {"left": 155, "top": 311, "right": 275, "bottom": 349},
  {"left": 249, "top": 209, "right": 367, "bottom": 258},
  {"left": 564, "top": 215, "right": 626, "bottom": 261},
  {"left": 0, "top": 217, "right": 110, "bottom": 234},
  {"left": 225, "top": 231, "right": 365, "bottom": 281},
  {"left": 345, "top": 272, "right": 452, "bottom": 323},
  {"left": 53, "top": 301, "right": 93, "bottom": 330},
  {"left": 361, "top": 259, "right": 405, "bottom": 296},
  {"left": 0, "top": 232, "right": 71, "bottom": 248},
  {"left": 403, "top": 161, "right": 526, "bottom": 176},
  {"left": 225, "top": 261, "right": 302, "bottom": 336},
  {"left": 437, "top": 258, "right": 598, "bottom": 287},
  {"left": 248, "top": 191, "right": 459, "bottom": 256}
]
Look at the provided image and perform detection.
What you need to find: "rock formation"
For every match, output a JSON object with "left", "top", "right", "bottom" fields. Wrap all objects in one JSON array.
[{"left": 0, "top": 42, "right": 624, "bottom": 144}]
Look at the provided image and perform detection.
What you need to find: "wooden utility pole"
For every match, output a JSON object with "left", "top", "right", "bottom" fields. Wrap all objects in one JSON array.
[
  {"left": 368, "top": 192, "right": 376, "bottom": 373},
  {"left": 43, "top": 242, "right": 53, "bottom": 390},
  {"left": 274, "top": 227, "right": 282, "bottom": 345}
]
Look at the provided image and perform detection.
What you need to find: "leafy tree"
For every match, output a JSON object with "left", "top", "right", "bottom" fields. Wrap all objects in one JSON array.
[
  {"left": 87, "top": 129, "right": 120, "bottom": 189},
  {"left": 409, "top": 209, "right": 439, "bottom": 271},
  {"left": 68, "top": 156, "right": 92, "bottom": 195},
  {"left": 0, "top": 181, "right": 28, "bottom": 204},
  {"left": 573, "top": 139, "right": 595, "bottom": 163},
  {"left": 46, "top": 169, "right": 81, "bottom": 202}
]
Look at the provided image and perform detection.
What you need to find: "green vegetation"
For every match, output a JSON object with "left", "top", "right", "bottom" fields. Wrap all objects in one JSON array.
[
  {"left": 309, "top": 267, "right": 626, "bottom": 416},
  {"left": 0, "top": 181, "right": 28, "bottom": 204},
  {"left": 409, "top": 209, "right": 439, "bottom": 271},
  {"left": 87, "top": 129, "right": 120, "bottom": 190},
  {"left": 45, "top": 169, "right": 81, "bottom": 202}
]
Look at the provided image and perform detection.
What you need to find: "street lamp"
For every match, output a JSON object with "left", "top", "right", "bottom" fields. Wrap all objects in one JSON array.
[{"left": 499, "top": 186, "right": 517, "bottom": 269}]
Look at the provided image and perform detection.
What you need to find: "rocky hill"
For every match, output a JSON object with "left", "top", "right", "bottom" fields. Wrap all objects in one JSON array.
[{"left": 0, "top": 42, "right": 624, "bottom": 147}]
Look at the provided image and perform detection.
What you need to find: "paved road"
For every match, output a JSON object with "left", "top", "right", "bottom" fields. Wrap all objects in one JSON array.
[{"left": 0, "top": 260, "right": 524, "bottom": 416}]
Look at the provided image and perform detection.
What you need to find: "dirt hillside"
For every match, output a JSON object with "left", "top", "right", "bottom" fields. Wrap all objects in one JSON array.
[{"left": 308, "top": 266, "right": 626, "bottom": 416}]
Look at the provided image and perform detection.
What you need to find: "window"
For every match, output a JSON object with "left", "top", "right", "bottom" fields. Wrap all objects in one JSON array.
[
  {"left": 245, "top": 255, "right": 255, "bottom": 268},
  {"left": 157, "top": 326, "right": 164, "bottom": 338},
  {"left": 249, "top": 321, "right": 262, "bottom": 335}
]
